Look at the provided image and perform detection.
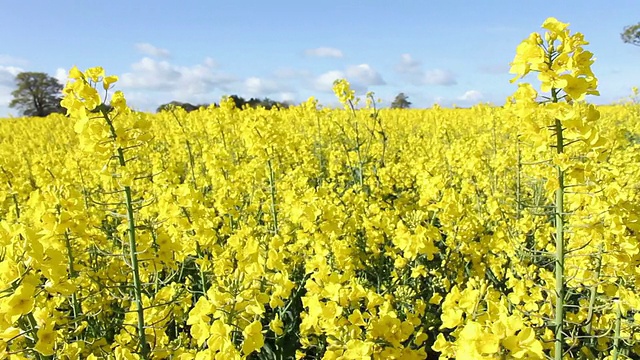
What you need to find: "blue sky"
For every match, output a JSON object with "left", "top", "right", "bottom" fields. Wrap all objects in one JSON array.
[{"left": 1, "top": 0, "right": 639, "bottom": 116}]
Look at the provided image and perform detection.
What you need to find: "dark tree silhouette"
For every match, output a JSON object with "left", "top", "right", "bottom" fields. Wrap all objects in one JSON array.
[
  {"left": 227, "top": 95, "right": 290, "bottom": 110},
  {"left": 9, "top": 72, "right": 65, "bottom": 117},
  {"left": 156, "top": 101, "right": 203, "bottom": 113},
  {"left": 391, "top": 93, "right": 411, "bottom": 109},
  {"left": 622, "top": 23, "right": 640, "bottom": 46},
  {"left": 156, "top": 96, "right": 292, "bottom": 113}
]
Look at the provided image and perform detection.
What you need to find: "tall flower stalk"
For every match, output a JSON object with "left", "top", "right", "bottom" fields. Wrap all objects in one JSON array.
[
  {"left": 61, "top": 67, "right": 153, "bottom": 358},
  {"left": 509, "top": 17, "right": 600, "bottom": 359}
]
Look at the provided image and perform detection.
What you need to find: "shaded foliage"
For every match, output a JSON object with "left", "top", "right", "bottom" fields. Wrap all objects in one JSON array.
[
  {"left": 227, "top": 95, "right": 291, "bottom": 110},
  {"left": 391, "top": 92, "right": 411, "bottom": 109},
  {"left": 622, "top": 22, "right": 640, "bottom": 46},
  {"left": 157, "top": 96, "right": 292, "bottom": 113},
  {"left": 156, "top": 101, "right": 206, "bottom": 113},
  {"left": 9, "top": 72, "right": 65, "bottom": 117}
]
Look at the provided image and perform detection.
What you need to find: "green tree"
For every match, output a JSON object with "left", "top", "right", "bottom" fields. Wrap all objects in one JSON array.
[
  {"left": 156, "top": 101, "right": 203, "bottom": 113},
  {"left": 228, "top": 94, "right": 248, "bottom": 108},
  {"left": 247, "top": 97, "right": 290, "bottom": 110},
  {"left": 9, "top": 72, "right": 65, "bottom": 117},
  {"left": 391, "top": 92, "right": 411, "bottom": 109},
  {"left": 224, "top": 95, "right": 290, "bottom": 110},
  {"left": 621, "top": 22, "right": 640, "bottom": 46}
]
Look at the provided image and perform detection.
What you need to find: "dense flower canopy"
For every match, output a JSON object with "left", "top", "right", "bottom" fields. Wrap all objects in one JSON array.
[{"left": 0, "top": 18, "right": 639, "bottom": 359}]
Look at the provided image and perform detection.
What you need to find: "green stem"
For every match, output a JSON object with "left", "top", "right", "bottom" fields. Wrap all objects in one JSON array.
[
  {"left": 186, "top": 140, "right": 198, "bottom": 189},
  {"left": 347, "top": 102, "right": 364, "bottom": 189},
  {"left": 553, "top": 86, "right": 566, "bottom": 358},
  {"left": 169, "top": 109, "right": 199, "bottom": 189},
  {"left": 612, "top": 300, "right": 621, "bottom": 360},
  {"left": 584, "top": 246, "right": 603, "bottom": 347},
  {"left": 17, "top": 316, "right": 39, "bottom": 360},
  {"left": 355, "top": 121, "right": 364, "bottom": 189},
  {"left": 6, "top": 177, "right": 45, "bottom": 359},
  {"left": 124, "top": 183, "right": 149, "bottom": 358},
  {"left": 199, "top": 263, "right": 207, "bottom": 298},
  {"left": 1, "top": 167, "right": 20, "bottom": 220},
  {"left": 516, "top": 136, "right": 522, "bottom": 221},
  {"left": 64, "top": 230, "right": 81, "bottom": 333},
  {"left": 554, "top": 162, "right": 565, "bottom": 360},
  {"left": 101, "top": 106, "right": 149, "bottom": 358},
  {"left": 11, "top": 193, "right": 20, "bottom": 220},
  {"left": 549, "top": 85, "right": 566, "bottom": 360},
  {"left": 267, "top": 159, "right": 279, "bottom": 235},
  {"left": 26, "top": 312, "right": 50, "bottom": 360},
  {"left": 196, "top": 243, "right": 208, "bottom": 301}
]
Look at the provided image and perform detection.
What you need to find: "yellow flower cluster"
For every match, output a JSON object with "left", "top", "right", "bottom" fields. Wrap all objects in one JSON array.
[
  {"left": 510, "top": 17, "right": 598, "bottom": 100},
  {"left": 0, "top": 17, "right": 639, "bottom": 360}
]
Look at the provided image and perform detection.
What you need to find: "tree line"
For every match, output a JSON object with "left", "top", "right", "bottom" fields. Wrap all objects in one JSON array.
[
  {"left": 7, "top": 72, "right": 415, "bottom": 117},
  {"left": 6, "top": 72, "right": 296, "bottom": 117},
  {"left": 156, "top": 96, "right": 293, "bottom": 113},
  {"left": 7, "top": 24, "right": 638, "bottom": 117}
]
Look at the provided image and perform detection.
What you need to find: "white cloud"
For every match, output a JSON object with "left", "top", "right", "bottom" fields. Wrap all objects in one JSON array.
[
  {"left": 274, "top": 67, "right": 312, "bottom": 80},
  {"left": 396, "top": 53, "right": 422, "bottom": 74},
  {"left": 0, "top": 66, "right": 24, "bottom": 114},
  {"left": 395, "top": 54, "right": 457, "bottom": 86},
  {"left": 345, "top": 64, "right": 385, "bottom": 88},
  {"left": 203, "top": 57, "right": 217, "bottom": 68},
  {"left": 313, "top": 64, "right": 384, "bottom": 93},
  {"left": 118, "top": 58, "right": 306, "bottom": 111},
  {"left": 424, "top": 69, "right": 457, "bottom": 86},
  {"left": 0, "top": 65, "right": 22, "bottom": 86},
  {"left": 314, "top": 70, "right": 345, "bottom": 92},
  {"left": 121, "top": 58, "right": 180, "bottom": 90},
  {"left": 0, "top": 86, "right": 13, "bottom": 106},
  {"left": 429, "top": 91, "right": 484, "bottom": 108},
  {"left": 276, "top": 92, "right": 296, "bottom": 103},
  {"left": 120, "top": 91, "right": 158, "bottom": 112},
  {"left": 120, "top": 57, "right": 236, "bottom": 93},
  {"left": 457, "top": 90, "right": 483, "bottom": 102},
  {"left": 135, "top": 43, "right": 171, "bottom": 58},
  {"left": 118, "top": 57, "right": 237, "bottom": 110},
  {"left": 0, "top": 55, "right": 28, "bottom": 67},
  {"left": 54, "top": 68, "right": 68, "bottom": 85},
  {"left": 479, "top": 64, "right": 508, "bottom": 74},
  {"left": 244, "top": 77, "right": 287, "bottom": 97},
  {"left": 305, "top": 47, "right": 344, "bottom": 58}
]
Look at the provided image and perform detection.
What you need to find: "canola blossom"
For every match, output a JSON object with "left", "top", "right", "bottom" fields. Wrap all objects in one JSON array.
[{"left": 1, "top": 17, "right": 640, "bottom": 360}]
